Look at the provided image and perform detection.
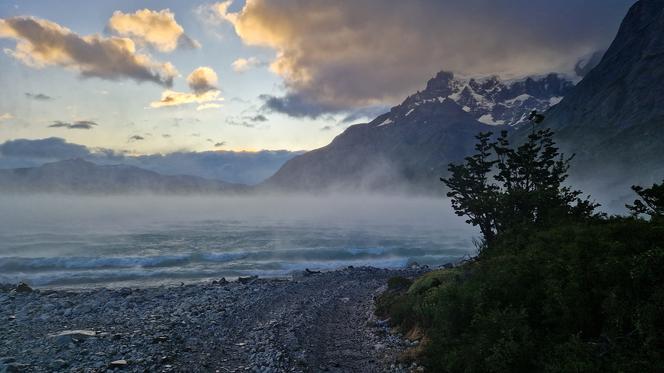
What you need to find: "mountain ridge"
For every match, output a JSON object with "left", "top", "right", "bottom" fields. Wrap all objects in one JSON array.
[
  {"left": 264, "top": 72, "right": 574, "bottom": 193},
  {"left": 0, "top": 158, "right": 245, "bottom": 194},
  {"left": 531, "top": 0, "right": 664, "bottom": 196}
]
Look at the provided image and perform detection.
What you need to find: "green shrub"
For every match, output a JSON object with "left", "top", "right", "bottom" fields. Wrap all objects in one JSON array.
[
  {"left": 379, "top": 217, "right": 664, "bottom": 372},
  {"left": 383, "top": 131, "right": 664, "bottom": 371},
  {"left": 387, "top": 276, "right": 413, "bottom": 290}
]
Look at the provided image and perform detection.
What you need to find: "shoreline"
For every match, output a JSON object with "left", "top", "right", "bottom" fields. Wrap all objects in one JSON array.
[{"left": 1, "top": 266, "right": 428, "bottom": 372}]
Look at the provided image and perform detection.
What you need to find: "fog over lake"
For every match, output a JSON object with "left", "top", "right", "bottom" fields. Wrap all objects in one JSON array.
[{"left": 0, "top": 194, "right": 476, "bottom": 287}]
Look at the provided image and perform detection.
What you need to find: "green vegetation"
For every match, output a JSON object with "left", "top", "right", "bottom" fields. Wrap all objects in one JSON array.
[{"left": 377, "top": 130, "right": 664, "bottom": 372}]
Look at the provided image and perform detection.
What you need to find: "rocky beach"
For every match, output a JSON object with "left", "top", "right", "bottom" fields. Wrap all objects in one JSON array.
[{"left": 0, "top": 267, "right": 426, "bottom": 373}]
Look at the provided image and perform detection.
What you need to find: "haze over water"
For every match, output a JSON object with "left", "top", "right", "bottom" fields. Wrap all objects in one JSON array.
[{"left": 0, "top": 194, "right": 476, "bottom": 288}]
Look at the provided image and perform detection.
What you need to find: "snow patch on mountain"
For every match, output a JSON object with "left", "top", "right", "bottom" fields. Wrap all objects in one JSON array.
[{"left": 371, "top": 71, "right": 574, "bottom": 128}]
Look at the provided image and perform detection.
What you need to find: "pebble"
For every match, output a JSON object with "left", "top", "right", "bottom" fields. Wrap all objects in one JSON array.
[{"left": 110, "top": 359, "right": 128, "bottom": 367}]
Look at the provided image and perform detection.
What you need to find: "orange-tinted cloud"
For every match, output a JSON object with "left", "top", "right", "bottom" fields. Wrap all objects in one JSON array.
[
  {"left": 0, "top": 16, "right": 177, "bottom": 86},
  {"left": 150, "top": 67, "right": 223, "bottom": 110},
  {"left": 187, "top": 66, "right": 218, "bottom": 94},
  {"left": 107, "top": 9, "right": 200, "bottom": 52},
  {"left": 209, "top": 0, "right": 631, "bottom": 117},
  {"left": 231, "top": 57, "right": 265, "bottom": 72}
]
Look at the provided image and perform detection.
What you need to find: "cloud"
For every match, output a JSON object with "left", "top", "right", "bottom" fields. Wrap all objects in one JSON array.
[
  {"left": 574, "top": 50, "right": 606, "bottom": 77},
  {"left": 320, "top": 125, "right": 332, "bottom": 131},
  {"left": 231, "top": 57, "right": 265, "bottom": 72},
  {"left": 0, "top": 113, "right": 14, "bottom": 121},
  {"left": 248, "top": 114, "right": 267, "bottom": 122},
  {"left": 214, "top": 141, "right": 226, "bottom": 147},
  {"left": 48, "top": 120, "right": 98, "bottom": 129},
  {"left": 187, "top": 66, "right": 218, "bottom": 94},
  {"left": 129, "top": 135, "right": 145, "bottom": 141},
  {"left": 151, "top": 67, "right": 223, "bottom": 110},
  {"left": 340, "top": 105, "right": 391, "bottom": 124},
  {"left": 211, "top": 0, "right": 633, "bottom": 117},
  {"left": 0, "top": 16, "right": 177, "bottom": 86},
  {"left": 259, "top": 93, "right": 336, "bottom": 118},
  {"left": 150, "top": 89, "right": 223, "bottom": 110},
  {"left": 0, "top": 137, "right": 90, "bottom": 159},
  {"left": 225, "top": 113, "right": 269, "bottom": 128},
  {"left": 196, "top": 103, "right": 222, "bottom": 111},
  {"left": 25, "top": 92, "right": 52, "bottom": 100},
  {"left": 107, "top": 9, "right": 200, "bottom": 52}
]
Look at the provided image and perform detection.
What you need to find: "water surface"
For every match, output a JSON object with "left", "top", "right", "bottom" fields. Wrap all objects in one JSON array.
[{"left": 0, "top": 194, "right": 476, "bottom": 287}]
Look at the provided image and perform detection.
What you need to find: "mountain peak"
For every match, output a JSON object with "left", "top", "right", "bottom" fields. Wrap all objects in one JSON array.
[
  {"left": 544, "top": 0, "right": 664, "bottom": 133},
  {"left": 382, "top": 71, "right": 573, "bottom": 128},
  {"left": 425, "top": 71, "right": 456, "bottom": 92}
]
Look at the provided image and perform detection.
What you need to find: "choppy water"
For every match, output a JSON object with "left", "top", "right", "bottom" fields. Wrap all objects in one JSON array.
[{"left": 0, "top": 194, "right": 476, "bottom": 287}]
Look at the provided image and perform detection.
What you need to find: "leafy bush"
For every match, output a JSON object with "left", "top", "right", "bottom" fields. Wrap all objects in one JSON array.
[
  {"left": 387, "top": 276, "right": 413, "bottom": 291},
  {"left": 380, "top": 129, "right": 664, "bottom": 372},
  {"left": 383, "top": 218, "right": 664, "bottom": 372}
]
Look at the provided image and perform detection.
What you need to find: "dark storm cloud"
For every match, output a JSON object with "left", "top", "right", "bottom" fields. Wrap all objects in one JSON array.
[
  {"left": 259, "top": 93, "right": 337, "bottom": 119},
  {"left": 214, "top": 0, "right": 635, "bottom": 117}
]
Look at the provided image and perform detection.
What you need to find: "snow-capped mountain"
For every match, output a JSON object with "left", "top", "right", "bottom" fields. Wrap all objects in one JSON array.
[
  {"left": 263, "top": 70, "right": 574, "bottom": 193},
  {"left": 376, "top": 71, "right": 573, "bottom": 128}
]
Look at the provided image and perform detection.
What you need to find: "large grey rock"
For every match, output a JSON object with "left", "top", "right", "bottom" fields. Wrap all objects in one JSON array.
[{"left": 14, "top": 283, "right": 32, "bottom": 293}]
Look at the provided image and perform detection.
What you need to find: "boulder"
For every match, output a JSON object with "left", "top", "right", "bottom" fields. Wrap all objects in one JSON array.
[{"left": 14, "top": 283, "right": 32, "bottom": 293}]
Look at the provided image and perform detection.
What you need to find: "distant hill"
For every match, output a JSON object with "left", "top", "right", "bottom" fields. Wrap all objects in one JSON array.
[
  {"left": 0, "top": 159, "right": 245, "bottom": 194},
  {"left": 264, "top": 72, "right": 574, "bottom": 193}
]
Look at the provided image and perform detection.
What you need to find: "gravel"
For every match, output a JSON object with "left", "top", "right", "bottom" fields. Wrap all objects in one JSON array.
[{"left": 0, "top": 266, "right": 425, "bottom": 372}]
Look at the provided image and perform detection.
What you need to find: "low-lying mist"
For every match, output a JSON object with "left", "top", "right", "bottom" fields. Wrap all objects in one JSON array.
[
  {"left": 0, "top": 194, "right": 477, "bottom": 287},
  {"left": 0, "top": 193, "right": 471, "bottom": 232}
]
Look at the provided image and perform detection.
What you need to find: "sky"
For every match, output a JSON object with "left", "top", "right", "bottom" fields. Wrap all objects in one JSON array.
[{"left": 0, "top": 0, "right": 635, "bottom": 155}]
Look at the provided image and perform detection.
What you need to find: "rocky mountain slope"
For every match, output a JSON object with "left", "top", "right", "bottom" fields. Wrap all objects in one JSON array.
[
  {"left": 530, "top": 0, "right": 664, "bottom": 200},
  {"left": 405, "top": 71, "right": 572, "bottom": 127},
  {"left": 265, "top": 72, "right": 573, "bottom": 192},
  {"left": 0, "top": 159, "right": 243, "bottom": 194}
]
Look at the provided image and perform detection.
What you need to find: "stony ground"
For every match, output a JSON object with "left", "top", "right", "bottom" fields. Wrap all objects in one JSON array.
[{"left": 0, "top": 267, "right": 425, "bottom": 372}]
